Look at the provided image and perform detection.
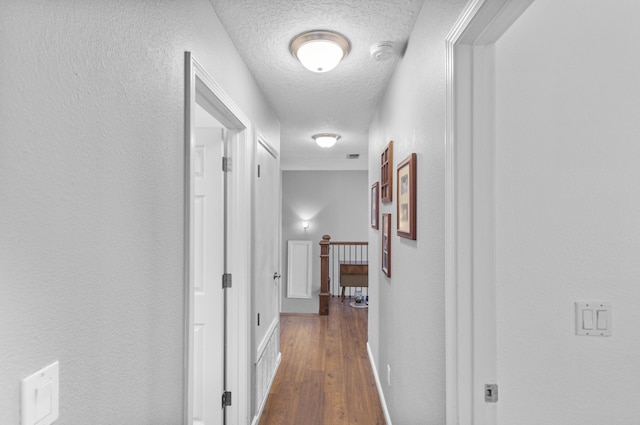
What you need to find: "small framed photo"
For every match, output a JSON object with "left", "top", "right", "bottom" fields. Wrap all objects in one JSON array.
[
  {"left": 397, "top": 153, "right": 417, "bottom": 240},
  {"left": 380, "top": 141, "right": 393, "bottom": 203},
  {"left": 371, "top": 182, "right": 379, "bottom": 229},
  {"left": 382, "top": 213, "right": 391, "bottom": 277}
]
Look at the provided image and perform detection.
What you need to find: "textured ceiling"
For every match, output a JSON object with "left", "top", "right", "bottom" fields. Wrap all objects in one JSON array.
[{"left": 210, "top": 0, "right": 425, "bottom": 170}]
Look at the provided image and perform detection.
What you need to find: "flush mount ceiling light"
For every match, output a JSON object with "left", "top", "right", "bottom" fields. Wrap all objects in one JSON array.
[
  {"left": 312, "top": 133, "right": 341, "bottom": 148},
  {"left": 290, "top": 30, "right": 351, "bottom": 73}
]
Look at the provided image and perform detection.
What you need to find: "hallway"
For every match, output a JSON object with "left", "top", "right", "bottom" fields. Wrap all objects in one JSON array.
[
  {"left": 4, "top": 1, "right": 640, "bottom": 424},
  {"left": 259, "top": 298, "right": 385, "bottom": 425}
]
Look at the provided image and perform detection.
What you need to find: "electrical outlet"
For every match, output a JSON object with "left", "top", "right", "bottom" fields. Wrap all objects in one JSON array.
[{"left": 387, "top": 364, "right": 391, "bottom": 386}]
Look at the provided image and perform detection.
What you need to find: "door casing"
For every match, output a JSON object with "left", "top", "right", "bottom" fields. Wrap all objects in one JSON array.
[
  {"left": 444, "top": 1, "right": 534, "bottom": 424},
  {"left": 185, "top": 52, "right": 253, "bottom": 425}
]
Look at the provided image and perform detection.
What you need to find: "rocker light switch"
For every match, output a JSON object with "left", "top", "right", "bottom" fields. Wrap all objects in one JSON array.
[
  {"left": 596, "top": 309, "right": 608, "bottom": 330},
  {"left": 576, "top": 302, "right": 611, "bottom": 336},
  {"left": 35, "top": 380, "right": 53, "bottom": 419},
  {"left": 582, "top": 310, "right": 594, "bottom": 330},
  {"left": 21, "top": 361, "right": 59, "bottom": 425}
]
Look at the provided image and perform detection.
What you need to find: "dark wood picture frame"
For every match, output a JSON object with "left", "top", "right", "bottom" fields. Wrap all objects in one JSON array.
[
  {"left": 371, "top": 182, "right": 379, "bottom": 229},
  {"left": 382, "top": 213, "right": 391, "bottom": 277},
  {"left": 397, "top": 153, "right": 417, "bottom": 240},
  {"left": 380, "top": 140, "right": 393, "bottom": 203}
]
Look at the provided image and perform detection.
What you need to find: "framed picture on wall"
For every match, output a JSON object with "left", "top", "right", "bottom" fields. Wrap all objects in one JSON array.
[
  {"left": 371, "top": 182, "right": 379, "bottom": 229},
  {"left": 380, "top": 140, "right": 393, "bottom": 203},
  {"left": 382, "top": 213, "right": 391, "bottom": 277},
  {"left": 397, "top": 153, "right": 417, "bottom": 240}
]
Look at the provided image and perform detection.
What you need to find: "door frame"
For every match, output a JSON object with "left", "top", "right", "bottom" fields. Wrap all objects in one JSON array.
[
  {"left": 444, "top": 1, "right": 534, "bottom": 424},
  {"left": 185, "top": 52, "right": 253, "bottom": 425}
]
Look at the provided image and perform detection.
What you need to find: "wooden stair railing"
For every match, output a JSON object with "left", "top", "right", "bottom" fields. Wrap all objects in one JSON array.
[
  {"left": 319, "top": 235, "right": 331, "bottom": 315},
  {"left": 319, "top": 236, "right": 369, "bottom": 316}
]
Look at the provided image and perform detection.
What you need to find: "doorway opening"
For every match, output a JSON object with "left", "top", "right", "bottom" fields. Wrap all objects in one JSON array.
[
  {"left": 185, "top": 52, "right": 253, "bottom": 425},
  {"left": 444, "top": 1, "right": 533, "bottom": 424}
]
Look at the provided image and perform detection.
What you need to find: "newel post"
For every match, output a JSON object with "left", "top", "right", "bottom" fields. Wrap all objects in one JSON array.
[{"left": 319, "top": 234, "right": 331, "bottom": 315}]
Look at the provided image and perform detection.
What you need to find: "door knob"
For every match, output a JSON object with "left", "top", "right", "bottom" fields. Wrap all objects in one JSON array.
[{"left": 273, "top": 273, "right": 281, "bottom": 280}]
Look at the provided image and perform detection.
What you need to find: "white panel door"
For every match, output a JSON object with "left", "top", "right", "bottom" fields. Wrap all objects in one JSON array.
[
  {"left": 286, "top": 240, "right": 312, "bottom": 299},
  {"left": 253, "top": 141, "right": 279, "bottom": 358},
  {"left": 193, "top": 126, "right": 225, "bottom": 425}
]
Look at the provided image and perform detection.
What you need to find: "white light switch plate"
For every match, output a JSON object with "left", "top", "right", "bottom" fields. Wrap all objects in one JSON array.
[
  {"left": 575, "top": 302, "right": 611, "bottom": 336},
  {"left": 22, "top": 361, "right": 59, "bottom": 425}
]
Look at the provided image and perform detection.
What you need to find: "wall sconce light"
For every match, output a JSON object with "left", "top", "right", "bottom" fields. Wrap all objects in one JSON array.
[{"left": 303, "top": 221, "right": 310, "bottom": 230}]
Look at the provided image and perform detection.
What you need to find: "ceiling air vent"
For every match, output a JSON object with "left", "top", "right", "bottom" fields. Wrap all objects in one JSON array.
[{"left": 346, "top": 153, "right": 360, "bottom": 160}]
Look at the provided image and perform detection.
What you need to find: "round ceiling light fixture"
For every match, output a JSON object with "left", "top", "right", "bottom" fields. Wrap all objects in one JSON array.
[
  {"left": 312, "top": 133, "right": 341, "bottom": 148},
  {"left": 290, "top": 30, "right": 351, "bottom": 73}
]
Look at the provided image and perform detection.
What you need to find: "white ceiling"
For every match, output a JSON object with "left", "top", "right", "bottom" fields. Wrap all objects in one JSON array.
[{"left": 209, "top": 0, "right": 425, "bottom": 170}]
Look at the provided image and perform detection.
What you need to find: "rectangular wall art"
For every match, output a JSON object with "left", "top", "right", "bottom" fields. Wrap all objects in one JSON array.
[
  {"left": 397, "top": 153, "right": 417, "bottom": 240},
  {"left": 371, "top": 182, "right": 379, "bottom": 229},
  {"left": 382, "top": 213, "right": 391, "bottom": 277},
  {"left": 380, "top": 141, "right": 393, "bottom": 203}
]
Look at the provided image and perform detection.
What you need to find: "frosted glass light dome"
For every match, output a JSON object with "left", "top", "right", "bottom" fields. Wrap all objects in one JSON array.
[
  {"left": 312, "top": 133, "right": 341, "bottom": 148},
  {"left": 291, "top": 30, "right": 350, "bottom": 73}
]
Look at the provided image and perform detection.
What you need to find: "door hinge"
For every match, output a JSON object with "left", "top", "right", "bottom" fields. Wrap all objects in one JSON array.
[
  {"left": 222, "top": 391, "right": 232, "bottom": 408},
  {"left": 222, "top": 156, "right": 232, "bottom": 172},
  {"left": 222, "top": 273, "right": 232, "bottom": 289},
  {"left": 485, "top": 384, "right": 498, "bottom": 402}
]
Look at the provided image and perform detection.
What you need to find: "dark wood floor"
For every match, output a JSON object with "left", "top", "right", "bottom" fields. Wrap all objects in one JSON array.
[{"left": 259, "top": 298, "right": 386, "bottom": 425}]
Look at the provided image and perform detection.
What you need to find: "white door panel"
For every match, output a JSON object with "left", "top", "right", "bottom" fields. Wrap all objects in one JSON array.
[
  {"left": 253, "top": 140, "right": 279, "bottom": 410},
  {"left": 254, "top": 141, "right": 279, "bottom": 339},
  {"left": 193, "top": 127, "right": 225, "bottom": 425}
]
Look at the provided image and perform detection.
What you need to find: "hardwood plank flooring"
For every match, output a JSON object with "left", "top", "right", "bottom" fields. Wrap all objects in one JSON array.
[{"left": 259, "top": 298, "right": 386, "bottom": 425}]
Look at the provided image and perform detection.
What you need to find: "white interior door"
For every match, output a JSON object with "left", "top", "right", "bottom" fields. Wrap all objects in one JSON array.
[
  {"left": 254, "top": 139, "right": 279, "bottom": 329},
  {"left": 253, "top": 139, "right": 279, "bottom": 348},
  {"left": 252, "top": 138, "right": 280, "bottom": 415},
  {"left": 193, "top": 124, "right": 225, "bottom": 425}
]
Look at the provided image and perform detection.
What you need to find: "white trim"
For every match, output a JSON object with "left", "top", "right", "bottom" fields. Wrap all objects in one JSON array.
[
  {"left": 184, "top": 51, "right": 196, "bottom": 425},
  {"left": 227, "top": 98, "right": 253, "bottom": 425},
  {"left": 257, "top": 133, "right": 278, "bottom": 160},
  {"left": 255, "top": 317, "right": 279, "bottom": 361},
  {"left": 185, "top": 52, "right": 253, "bottom": 425},
  {"left": 367, "top": 343, "right": 392, "bottom": 425},
  {"left": 251, "top": 318, "right": 281, "bottom": 425},
  {"left": 250, "top": 352, "right": 281, "bottom": 425},
  {"left": 444, "top": 2, "right": 534, "bottom": 424}
]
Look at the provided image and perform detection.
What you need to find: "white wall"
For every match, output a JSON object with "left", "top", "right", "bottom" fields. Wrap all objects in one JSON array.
[
  {"left": 0, "top": 1, "right": 279, "bottom": 423},
  {"left": 281, "top": 170, "right": 368, "bottom": 313},
  {"left": 494, "top": 1, "right": 640, "bottom": 423},
  {"left": 367, "top": 0, "right": 469, "bottom": 422}
]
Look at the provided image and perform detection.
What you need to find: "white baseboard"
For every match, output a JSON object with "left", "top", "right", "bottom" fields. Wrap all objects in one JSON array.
[
  {"left": 367, "top": 342, "right": 392, "bottom": 425},
  {"left": 251, "top": 352, "right": 282, "bottom": 425}
]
